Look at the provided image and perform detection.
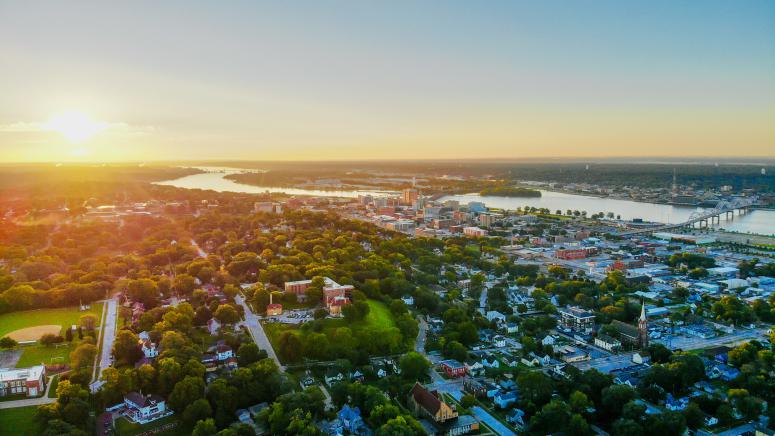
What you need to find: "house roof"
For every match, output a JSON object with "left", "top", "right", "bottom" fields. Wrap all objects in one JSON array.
[{"left": 410, "top": 382, "right": 442, "bottom": 415}]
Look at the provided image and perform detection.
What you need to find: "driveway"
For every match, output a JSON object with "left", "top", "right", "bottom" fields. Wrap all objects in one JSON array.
[{"left": 235, "top": 295, "right": 284, "bottom": 370}]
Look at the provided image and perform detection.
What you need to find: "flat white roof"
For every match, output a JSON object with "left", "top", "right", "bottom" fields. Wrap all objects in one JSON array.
[{"left": 0, "top": 365, "right": 45, "bottom": 382}]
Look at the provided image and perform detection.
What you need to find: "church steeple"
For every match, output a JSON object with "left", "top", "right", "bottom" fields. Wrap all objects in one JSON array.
[{"left": 638, "top": 300, "right": 649, "bottom": 348}]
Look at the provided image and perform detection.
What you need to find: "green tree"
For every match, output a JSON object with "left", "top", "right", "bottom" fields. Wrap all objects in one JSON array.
[
  {"left": 398, "top": 352, "right": 430, "bottom": 381},
  {"left": 169, "top": 376, "right": 205, "bottom": 412}
]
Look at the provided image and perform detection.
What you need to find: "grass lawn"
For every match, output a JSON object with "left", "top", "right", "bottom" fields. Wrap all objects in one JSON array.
[
  {"left": 16, "top": 342, "right": 77, "bottom": 367},
  {"left": 0, "top": 303, "right": 104, "bottom": 338},
  {"left": 0, "top": 406, "right": 40, "bottom": 435},
  {"left": 48, "top": 375, "right": 60, "bottom": 398},
  {"left": 263, "top": 299, "right": 400, "bottom": 362},
  {"left": 115, "top": 415, "right": 187, "bottom": 436},
  {"left": 358, "top": 300, "right": 395, "bottom": 329}
]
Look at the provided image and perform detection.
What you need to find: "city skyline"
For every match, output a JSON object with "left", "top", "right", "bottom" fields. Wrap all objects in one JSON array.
[{"left": 1, "top": 0, "right": 773, "bottom": 162}]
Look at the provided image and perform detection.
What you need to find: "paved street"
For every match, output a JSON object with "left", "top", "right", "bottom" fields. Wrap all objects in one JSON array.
[
  {"left": 415, "top": 317, "right": 427, "bottom": 353},
  {"left": 471, "top": 406, "right": 517, "bottom": 436},
  {"left": 655, "top": 327, "right": 769, "bottom": 351},
  {"left": 96, "top": 296, "right": 118, "bottom": 381},
  {"left": 235, "top": 294, "right": 284, "bottom": 370}
]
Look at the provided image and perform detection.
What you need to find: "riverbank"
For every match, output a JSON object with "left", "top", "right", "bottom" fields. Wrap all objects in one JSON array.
[{"left": 155, "top": 167, "right": 775, "bottom": 236}]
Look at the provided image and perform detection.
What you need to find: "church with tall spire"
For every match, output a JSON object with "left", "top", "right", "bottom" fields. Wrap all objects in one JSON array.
[
  {"left": 610, "top": 301, "right": 650, "bottom": 350},
  {"left": 638, "top": 301, "right": 649, "bottom": 349}
]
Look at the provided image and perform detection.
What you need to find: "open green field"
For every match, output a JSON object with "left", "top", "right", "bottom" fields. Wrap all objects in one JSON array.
[
  {"left": 0, "top": 303, "right": 104, "bottom": 338},
  {"left": 115, "top": 415, "right": 186, "bottom": 436},
  {"left": 16, "top": 342, "right": 76, "bottom": 367},
  {"left": 358, "top": 299, "right": 395, "bottom": 329},
  {"left": 0, "top": 406, "right": 40, "bottom": 435},
  {"left": 264, "top": 299, "right": 399, "bottom": 361}
]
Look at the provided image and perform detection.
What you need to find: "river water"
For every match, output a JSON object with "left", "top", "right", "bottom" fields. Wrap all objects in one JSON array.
[
  {"left": 156, "top": 168, "right": 775, "bottom": 236},
  {"left": 154, "top": 167, "right": 393, "bottom": 198}
]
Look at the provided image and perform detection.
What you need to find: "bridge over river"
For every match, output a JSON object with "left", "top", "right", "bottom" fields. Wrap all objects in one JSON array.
[{"left": 615, "top": 196, "right": 759, "bottom": 237}]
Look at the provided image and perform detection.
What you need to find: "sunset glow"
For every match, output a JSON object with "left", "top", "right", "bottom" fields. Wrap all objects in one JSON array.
[{"left": 44, "top": 112, "right": 106, "bottom": 143}]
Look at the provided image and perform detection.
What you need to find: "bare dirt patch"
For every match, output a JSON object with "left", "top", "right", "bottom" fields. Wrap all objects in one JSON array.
[{"left": 6, "top": 325, "right": 62, "bottom": 342}]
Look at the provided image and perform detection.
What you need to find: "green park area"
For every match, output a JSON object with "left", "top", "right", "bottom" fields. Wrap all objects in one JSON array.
[
  {"left": 264, "top": 299, "right": 406, "bottom": 363},
  {"left": 0, "top": 303, "right": 104, "bottom": 368},
  {"left": 0, "top": 406, "right": 39, "bottom": 435},
  {"left": 0, "top": 303, "right": 104, "bottom": 338}
]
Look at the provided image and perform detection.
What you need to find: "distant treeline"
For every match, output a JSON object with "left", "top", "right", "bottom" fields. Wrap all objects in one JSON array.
[
  {"left": 479, "top": 186, "right": 541, "bottom": 197},
  {"left": 504, "top": 163, "right": 775, "bottom": 192}
]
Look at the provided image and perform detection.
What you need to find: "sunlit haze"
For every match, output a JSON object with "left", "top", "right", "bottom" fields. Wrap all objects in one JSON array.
[{"left": 1, "top": 1, "right": 773, "bottom": 162}]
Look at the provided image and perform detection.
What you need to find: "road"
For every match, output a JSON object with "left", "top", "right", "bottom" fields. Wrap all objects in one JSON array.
[
  {"left": 471, "top": 406, "right": 517, "bottom": 436},
  {"left": 655, "top": 327, "right": 769, "bottom": 351},
  {"left": 479, "top": 286, "right": 488, "bottom": 315},
  {"left": 190, "top": 238, "right": 207, "bottom": 258},
  {"left": 95, "top": 296, "right": 118, "bottom": 381},
  {"left": 415, "top": 317, "right": 427, "bottom": 353},
  {"left": 0, "top": 376, "right": 56, "bottom": 409},
  {"left": 235, "top": 294, "right": 284, "bottom": 370}
]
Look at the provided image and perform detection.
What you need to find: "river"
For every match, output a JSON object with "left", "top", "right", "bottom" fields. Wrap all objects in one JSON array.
[
  {"left": 154, "top": 167, "right": 394, "bottom": 198},
  {"left": 155, "top": 168, "right": 775, "bottom": 236}
]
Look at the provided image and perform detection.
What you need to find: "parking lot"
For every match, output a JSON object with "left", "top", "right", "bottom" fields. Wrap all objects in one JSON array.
[{"left": 265, "top": 309, "right": 315, "bottom": 324}]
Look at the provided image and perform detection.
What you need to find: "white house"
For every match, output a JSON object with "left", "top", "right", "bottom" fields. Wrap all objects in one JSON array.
[
  {"left": 215, "top": 344, "right": 234, "bottom": 361},
  {"left": 541, "top": 335, "right": 556, "bottom": 346},
  {"left": 140, "top": 340, "right": 159, "bottom": 358},
  {"left": 207, "top": 318, "right": 221, "bottom": 335},
  {"left": 486, "top": 311, "right": 506, "bottom": 323},
  {"left": 401, "top": 295, "right": 414, "bottom": 306},
  {"left": 123, "top": 392, "right": 172, "bottom": 424},
  {"left": 492, "top": 335, "right": 507, "bottom": 348},
  {"left": 594, "top": 335, "right": 621, "bottom": 352}
]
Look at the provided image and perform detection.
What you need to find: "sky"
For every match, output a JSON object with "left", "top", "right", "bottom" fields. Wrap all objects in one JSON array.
[{"left": 0, "top": 0, "right": 773, "bottom": 162}]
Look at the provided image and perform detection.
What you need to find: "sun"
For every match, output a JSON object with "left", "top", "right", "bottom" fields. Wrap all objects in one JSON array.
[{"left": 45, "top": 111, "right": 107, "bottom": 143}]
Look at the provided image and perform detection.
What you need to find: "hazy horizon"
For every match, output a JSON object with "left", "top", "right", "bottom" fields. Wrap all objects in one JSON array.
[{"left": 1, "top": 1, "right": 773, "bottom": 162}]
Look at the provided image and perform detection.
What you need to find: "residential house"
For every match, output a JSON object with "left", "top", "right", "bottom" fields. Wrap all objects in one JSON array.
[
  {"left": 507, "top": 409, "right": 526, "bottom": 429},
  {"left": 123, "top": 392, "right": 172, "bottom": 424},
  {"left": 594, "top": 334, "right": 622, "bottom": 352},
  {"left": 207, "top": 318, "right": 221, "bottom": 335},
  {"left": 325, "top": 368, "right": 345, "bottom": 386},
  {"left": 215, "top": 343, "right": 234, "bottom": 361},
  {"left": 140, "top": 339, "right": 159, "bottom": 358},
  {"left": 439, "top": 360, "right": 467, "bottom": 378},
  {"left": 486, "top": 311, "right": 506, "bottom": 323},
  {"left": 494, "top": 391, "right": 518, "bottom": 409},
  {"left": 506, "top": 323, "right": 518, "bottom": 334},
  {"left": 401, "top": 295, "right": 415, "bottom": 306},
  {"left": 464, "top": 360, "right": 484, "bottom": 377},
  {"left": 338, "top": 405, "right": 369, "bottom": 435},
  {"left": 463, "top": 379, "right": 486, "bottom": 398},
  {"left": 407, "top": 383, "right": 458, "bottom": 423},
  {"left": 492, "top": 335, "right": 506, "bottom": 348}
]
